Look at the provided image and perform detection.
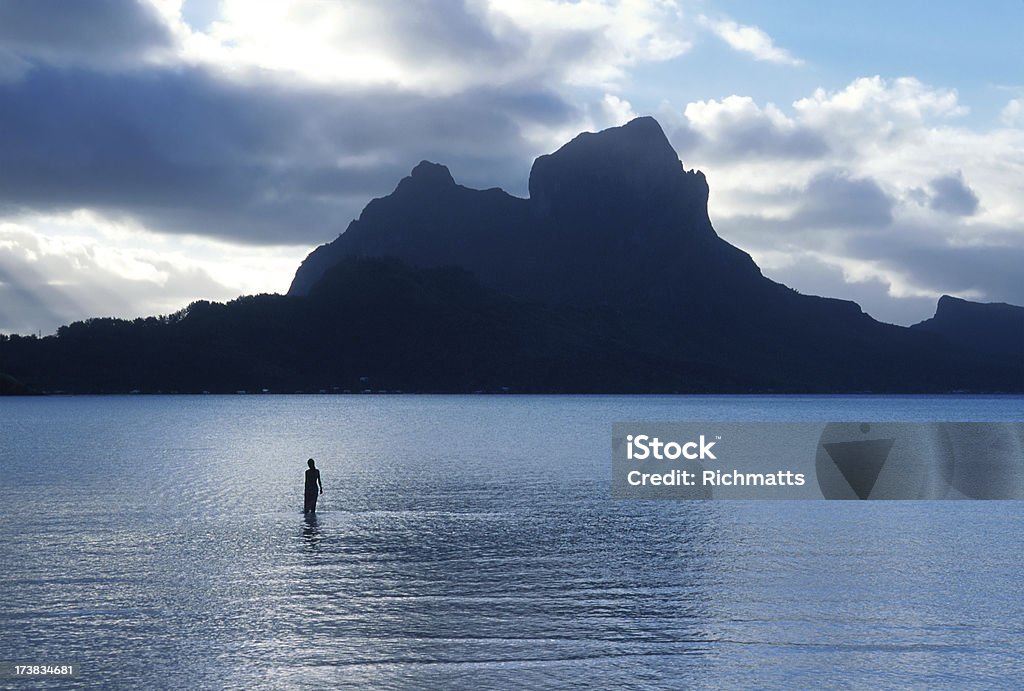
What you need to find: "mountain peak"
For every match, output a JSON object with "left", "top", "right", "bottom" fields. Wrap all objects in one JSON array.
[
  {"left": 405, "top": 160, "right": 455, "bottom": 188},
  {"left": 558, "top": 116, "right": 677, "bottom": 160},
  {"left": 913, "top": 294, "right": 1024, "bottom": 358},
  {"left": 935, "top": 294, "right": 1022, "bottom": 318},
  {"left": 608, "top": 115, "right": 677, "bottom": 152},
  {"left": 936, "top": 294, "right": 966, "bottom": 311},
  {"left": 289, "top": 116, "right": 729, "bottom": 301},
  {"left": 527, "top": 116, "right": 703, "bottom": 218}
]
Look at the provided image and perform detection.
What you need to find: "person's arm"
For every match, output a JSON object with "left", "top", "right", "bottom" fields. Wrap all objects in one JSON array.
[{"left": 318, "top": 470, "right": 323, "bottom": 494}]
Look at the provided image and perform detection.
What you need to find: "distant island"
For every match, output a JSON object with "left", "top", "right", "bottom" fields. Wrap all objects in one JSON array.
[{"left": 2, "top": 117, "right": 1021, "bottom": 394}]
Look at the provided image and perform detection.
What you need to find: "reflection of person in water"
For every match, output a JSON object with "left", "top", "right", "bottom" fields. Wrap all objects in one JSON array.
[{"left": 304, "top": 458, "right": 323, "bottom": 513}]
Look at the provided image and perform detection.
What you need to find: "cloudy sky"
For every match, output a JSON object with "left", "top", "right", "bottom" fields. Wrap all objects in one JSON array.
[{"left": 1, "top": 0, "right": 1022, "bottom": 334}]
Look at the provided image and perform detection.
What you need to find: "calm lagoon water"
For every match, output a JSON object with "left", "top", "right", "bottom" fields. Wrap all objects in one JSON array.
[{"left": 1, "top": 395, "right": 1023, "bottom": 689}]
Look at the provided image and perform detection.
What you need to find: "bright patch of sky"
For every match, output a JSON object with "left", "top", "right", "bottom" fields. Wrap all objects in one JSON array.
[{"left": 629, "top": 0, "right": 1024, "bottom": 124}]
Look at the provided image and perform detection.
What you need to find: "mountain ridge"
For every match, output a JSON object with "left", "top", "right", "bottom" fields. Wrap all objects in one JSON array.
[
  {"left": 289, "top": 116, "right": 758, "bottom": 306},
  {"left": 283, "top": 116, "right": 1020, "bottom": 391},
  {"left": 1, "top": 116, "right": 1020, "bottom": 394}
]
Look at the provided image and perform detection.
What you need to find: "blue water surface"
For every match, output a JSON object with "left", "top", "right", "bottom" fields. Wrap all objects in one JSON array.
[{"left": 1, "top": 395, "right": 1022, "bottom": 689}]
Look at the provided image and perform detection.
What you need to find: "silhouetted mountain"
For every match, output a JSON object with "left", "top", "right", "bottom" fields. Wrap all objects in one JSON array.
[
  {"left": 911, "top": 295, "right": 1024, "bottom": 358},
  {"left": 288, "top": 117, "right": 1021, "bottom": 391},
  {"left": 290, "top": 117, "right": 767, "bottom": 309},
  {"left": 1, "top": 117, "right": 1021, "bottom": 393}
]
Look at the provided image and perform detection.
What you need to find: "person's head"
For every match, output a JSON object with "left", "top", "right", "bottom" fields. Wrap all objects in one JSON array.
[{"left": 307, "top": 458, "right": 315, "bottom": 469}]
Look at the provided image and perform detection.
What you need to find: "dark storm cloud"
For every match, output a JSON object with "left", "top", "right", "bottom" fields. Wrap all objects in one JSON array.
[
  {"left": 847, "top": 230, "right": 1024, "bottom": 306},
  {"left": 794, "top": 170, "right": 894, "bottom": 229},
  {"left": 927, "top": 171, "right": 979, "bottom": 216},
  {"left": 0, "top": 0, "right": 174, "bottom": 67},
  {"left": 761, "top": 258, "right": 938, "bottom": 326},
  {"left": 716, "top": 184, "right": 1023, "bottom": 319},
  {"left": 371, "top": 0, "right": 527, "bottom": 65},
  {"left": 721, "top": 214, "right": 1024, "bottom": 322},
  {"left": 718, "top": 171, "right": 895, "bottom": 241},
  {"left": 0, "top": 65, "right": 579, "bottom": 244}
]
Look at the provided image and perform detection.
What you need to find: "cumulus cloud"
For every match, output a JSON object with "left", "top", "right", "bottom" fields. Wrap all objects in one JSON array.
[
  {"left": 675, "top": 95, "right": 827, "bottom": 160},
  {"left": 697, "top": 14, "right": 802, "bottom": 66},
  {"left": 184, "top": 0, "right": 527, "bottom": 91},
  {"left": 180, "top": 0, "right": 693, "bottom": 92},
  {"left": 675, "top": 76, "right": 1024, "bottom": 323},
  {"left": 1001, "top": 98, "right": 1024, "bottom": 126},
  {"left": 927, "top": 172, "right": 979, "bottom": 216},
  {"left": 598, "top": 93, "right": 638, "bottom": 126},
  {"left": 791, "top": 77, "right": 967, "bottom": 158},
  {"left": 482, "top": 0, "right": 692, "bottom": 88}
]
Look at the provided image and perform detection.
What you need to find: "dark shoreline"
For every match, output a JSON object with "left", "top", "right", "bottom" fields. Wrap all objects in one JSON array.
[{"left": 5, "top": 390, "right": 1023, "bottom": 397}]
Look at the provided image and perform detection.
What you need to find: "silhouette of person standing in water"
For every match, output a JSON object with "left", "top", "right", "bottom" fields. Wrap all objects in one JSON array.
[{"left": 304, "top": 458, "right": 323, "bottom": 513}]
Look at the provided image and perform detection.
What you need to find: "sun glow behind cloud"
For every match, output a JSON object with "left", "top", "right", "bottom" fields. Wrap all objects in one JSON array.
[
  {"left": 0, "top": 210, "right": 306, "bottom": 335},
  {"left": 168, "top": 0, "right": 695, "bottom": 94}
]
